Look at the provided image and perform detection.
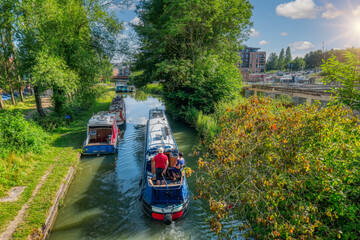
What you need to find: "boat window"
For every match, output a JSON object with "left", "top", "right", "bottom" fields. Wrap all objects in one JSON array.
[{"left": 89, "top": 128, "right": 113, "bottom": 144}]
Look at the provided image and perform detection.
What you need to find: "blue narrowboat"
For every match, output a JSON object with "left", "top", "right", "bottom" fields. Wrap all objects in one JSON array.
[
  {"left": 140, "top": 109, "right": 190, "bottom": 224},
  {"left": 82, "top": 112, "right": 119, "bottom": 155},
  {"left": 115, "top": 81, "right": 128, "bottom": 92}
]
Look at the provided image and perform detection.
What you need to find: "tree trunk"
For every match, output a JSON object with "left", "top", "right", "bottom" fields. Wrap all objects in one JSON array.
[
  {"left": 19, "top": 86, "right": 24, "bottom": 102},
  {"left": 34, "top": 86, "right": 45, "bottom": 117},
  {"left": 18, "top": 76, "right": 24, "bottom": 102},
  {"left": 53, "top": 85, "right": 65, "bottom": 115},
  {"left": 10, "top": 87, "right": 16, "bottom": 105},
  {"left": 0, "top": 94, "right": 4, "bottom": 109}
]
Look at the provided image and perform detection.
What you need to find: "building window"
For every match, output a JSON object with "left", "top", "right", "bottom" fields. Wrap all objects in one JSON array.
[
  {"left": 256, "top": 55, "right": 258, "bottom": 58},
  {"left": 250, "top": 64, "right": 252, "bottom": 68}
]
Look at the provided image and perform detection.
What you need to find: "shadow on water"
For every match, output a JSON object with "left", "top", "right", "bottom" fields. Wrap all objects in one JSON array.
[{"left": 48, "top": 93, "right": 217, "bottom": 240}]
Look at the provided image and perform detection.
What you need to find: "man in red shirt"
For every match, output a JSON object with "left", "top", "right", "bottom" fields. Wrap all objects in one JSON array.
[{"left": 153, "top": 147, "right": 169, "bottom": 185}]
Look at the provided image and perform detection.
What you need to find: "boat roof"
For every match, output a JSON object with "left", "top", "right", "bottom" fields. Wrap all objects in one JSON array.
[
  {"left": 88, "top": 111, "right": 116, "bottom": 127},
  {"left": 147, "top": 109, "right": 176, "bottom": 151}
]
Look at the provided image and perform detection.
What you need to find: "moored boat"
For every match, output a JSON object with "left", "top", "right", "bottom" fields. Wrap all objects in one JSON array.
[
  {"left": 115, "top": 81, "right": 128, "bottom": 92},
  {"left": 82, "top": 111, "right": 118, "bottom": 155},
  {"left": 140, "top": 109, "right": 190, "bottom": 224},
  {"left": 109, "top": 95, "right": 126, "bottom": 126}
]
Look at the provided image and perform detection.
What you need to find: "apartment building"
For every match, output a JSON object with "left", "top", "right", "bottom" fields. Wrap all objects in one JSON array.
[{"left": 239, "top": 46, "right": 266, "bottom": 80}]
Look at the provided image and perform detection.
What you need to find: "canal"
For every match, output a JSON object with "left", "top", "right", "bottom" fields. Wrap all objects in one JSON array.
[{"left": 48, "top": 92, "right": 217, "bottom": 239}]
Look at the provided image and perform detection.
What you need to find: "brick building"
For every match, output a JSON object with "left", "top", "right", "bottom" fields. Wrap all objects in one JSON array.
[
  {"left": 239, "top": 46, "right": 266, "bottom": 80},
  {"left": 112, "top": 63, "right": 131, "bottom": 81}
]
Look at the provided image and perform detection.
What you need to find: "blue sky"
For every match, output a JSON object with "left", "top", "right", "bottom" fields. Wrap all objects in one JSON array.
[{"left": 110, "top": 0, "right": 360, "bottom": 59}]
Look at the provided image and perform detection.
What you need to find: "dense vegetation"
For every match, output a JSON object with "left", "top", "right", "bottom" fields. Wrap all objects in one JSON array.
[
  {"left": 196, "top": 97, "right": 360, "bottom": 239},
  {"left": 0, "top": 111, "right": 47, "bottom": 158},
  {"left": 132, "top": 0, "right": 252, "bottom": 121},
  {"left": 322, "top": 52, "right": 360, "bottom": 111},
  {"left": 266, "top": 46, "right": 306, "bottom": 72},
  {"left": 0, "top": 0, "right": 123, "bottom": 116},
  {"left": 267, "top": 46, "right": 360, "bottom": 71}
]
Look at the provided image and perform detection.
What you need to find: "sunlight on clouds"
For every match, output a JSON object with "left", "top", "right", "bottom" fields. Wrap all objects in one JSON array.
[
  {"left": 280, "top": 32, "right": 288, "bottom": 36},
  {"left": 321, "top": 4, "right": 343, "bottom": 19},
  {"left": 130, "top": 17, "right": 142, "bottom": 26},
  {"left": 276, "top": 0, "right": 316, "bottom": 19},
  {"left": 249, "top": 28, "right": 260, "bottom": 37},
  {"left": 290, "top": 41, "right": 314, "bottom": 51},
  {"left": 352, "top": 6, "right": 360, "bottom": 16},
  {"left": 259, "top": 40, "right": 268, "bottom": 45}
]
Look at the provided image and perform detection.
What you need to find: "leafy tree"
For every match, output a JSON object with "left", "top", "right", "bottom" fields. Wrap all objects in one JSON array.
[
  {"left": 285, "top": 46, "right": 292, "bottom": 69},
  {"left": 133, "top": 0, "right": 253, "bottom": 117},
  {"left": 266, "top": 52, "right": 278, "bottom": 71},
  {"left": 304, "top": 49, "right": 323, "bottom": 69},
  {"left": 277, "top": 48, "right": 285, "bottom": 70},
  {"left": 322, "top": 51, "right": 360, "bottom": 111},
  {"left": 196, "top": 97, "right": 360, "bottom": 239},
  {"left": 17, "top": 0, "right": 122, "bottom": 115},
  {"left": 0, "top": 0, "right": 20, "bottom": 107},
  {"left": 291, "top": 57, "right": 305, "bottom": 71}
]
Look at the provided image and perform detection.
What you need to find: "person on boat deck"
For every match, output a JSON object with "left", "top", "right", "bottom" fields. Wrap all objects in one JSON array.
[
  {"left": 168, "top": 152, "right": 185, "bottom": 182},
  {"left": 153, "top": 147, "right": 169, "bottom": 185}
]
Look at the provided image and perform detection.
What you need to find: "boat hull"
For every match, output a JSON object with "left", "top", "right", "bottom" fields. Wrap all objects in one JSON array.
[
  {"left": 142, "top": 198, "right": 190, "bottom": 223},
  {"left": 82, "top": 144, "right": 117, "bottom": 155}
]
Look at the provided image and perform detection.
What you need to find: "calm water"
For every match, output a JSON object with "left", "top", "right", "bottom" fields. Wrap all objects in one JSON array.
[{"left": 48, "top": 92, "right": 216, "bottom": 240}]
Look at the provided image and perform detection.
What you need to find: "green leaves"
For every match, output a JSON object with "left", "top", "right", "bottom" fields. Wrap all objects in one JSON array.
[
  {"left": 134, "top": 0, "right": 252, "bottom": 117},
  {"left": 197, "top": 97, "right": 360, "bottom": 239},
  {"left": 322, "top": 51, "right": 360, "bottom": 111}
]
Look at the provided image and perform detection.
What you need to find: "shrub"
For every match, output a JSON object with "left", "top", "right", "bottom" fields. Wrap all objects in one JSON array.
[
  {"left": 0, "top": 111, "right": 47, "bottom": 158},
  {"left": 140, "top": 83, "right": 163, "bottom": 95},
  {"left": 196, "top": 97, "right": 360, "bottom": 239}
]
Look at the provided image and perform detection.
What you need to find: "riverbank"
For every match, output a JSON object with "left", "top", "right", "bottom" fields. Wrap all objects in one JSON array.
[{"left": 0, "top": 88, "right": 114, "bottom": 239}]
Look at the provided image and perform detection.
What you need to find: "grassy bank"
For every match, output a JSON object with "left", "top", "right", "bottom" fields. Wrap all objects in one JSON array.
[{"left": 0, "top": 88, "right": 114, "bottom": 239}]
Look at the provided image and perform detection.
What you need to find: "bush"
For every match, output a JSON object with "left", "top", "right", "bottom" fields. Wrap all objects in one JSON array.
[
  {"left": 140, "top": 83, "right": 163, "bottom": 95},
  {"left": 196, "top": 97, "right": 360, "bottom": 239},
  {"left": 0, "top": 111, "right": 47, "bottom": 158}
]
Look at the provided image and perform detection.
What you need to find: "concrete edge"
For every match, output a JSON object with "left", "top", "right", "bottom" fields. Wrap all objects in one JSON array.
[{"left": 41, "top": 154, "right": 80, "bottom": 239}]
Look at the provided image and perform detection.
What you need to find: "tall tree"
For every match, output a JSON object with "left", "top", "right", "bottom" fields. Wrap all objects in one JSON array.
[
  {"left": 0, "top": 0, "right": 19, "bottom": 107},
  {"left": 291, "top": 57, "right": 305, "bottom": 71},
  {"left": 278, "top": 48, "right": 285, "bottom": 70},
  {"left": 134, "top": 0, "right": 253, "bottom": 116},
  {"left": 266, "top": 52, "right": 278, "bottom": 71},
  {"left": 285, "top": 46, "right": 292, "bottom": 70},
  {"left": 304, "top": 50, "right": 323, "bottom": 69},
  {"left": 17, "top": 0, "right": 122, "bottom": 116}
]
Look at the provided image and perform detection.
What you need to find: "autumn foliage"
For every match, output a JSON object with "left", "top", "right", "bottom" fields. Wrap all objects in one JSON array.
[{"left": 196, "top": 97, "right": 360, "bottom": 239}]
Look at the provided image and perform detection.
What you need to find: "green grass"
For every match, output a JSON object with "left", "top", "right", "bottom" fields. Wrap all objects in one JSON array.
[{"left": 0, "top": 87, "right": 115, "bottom": 239}]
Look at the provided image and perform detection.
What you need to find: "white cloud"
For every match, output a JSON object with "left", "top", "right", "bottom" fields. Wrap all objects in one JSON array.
[
  {"left": 352, "top": 5, "right": 360, "bottom": 16},
  {"left": 130, "top": 17, "right": 141, "bottom": 26},
  {"left": 129, "top": 3, "right": 136, "bottom": 11},
  {"left": 123, "top": 22, "right": 129, "bottom": 30},
  {"left": 259, "top": 40, "right": 268, "bottom": 45},
  {"left": 321, "top": 4, "right": 343, "bottom": 19},
  {"left": 276, "top": 0, "right": 317, "bottom": 19},
  {"left": 290, "top": 41, "right": 314, "bottom": 51},
  {"left": 281, "top": 32, "right": 288, "bottom": 36},
  {"left": 249, "top": 28, "right": 260, "bottom": 37}
]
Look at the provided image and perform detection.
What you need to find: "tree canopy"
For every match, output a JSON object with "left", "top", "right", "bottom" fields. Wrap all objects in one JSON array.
[
  {"left": 322, "top": 51, "right": 360, "bottom": 111},
  {"left": 1, "top": 0, "right": 124, "bottom": 115},
  {"left": 133, "top": 0, "right": 253, "bottom": 117}
]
